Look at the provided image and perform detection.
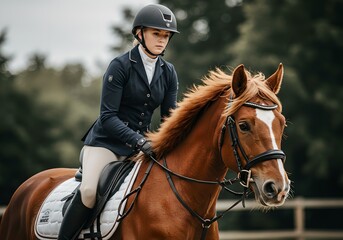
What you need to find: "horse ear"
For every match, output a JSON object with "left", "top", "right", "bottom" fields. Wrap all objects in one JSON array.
[
  {"left": 232, "top": 64, "right": 247, "bottom": 98},
  {"left": 266, "top": 63, "right": 284, "bottom": 94}
]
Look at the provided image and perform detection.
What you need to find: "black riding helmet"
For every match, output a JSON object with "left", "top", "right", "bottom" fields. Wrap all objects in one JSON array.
[{"left": 132, "top": 4, "right": 179, "bottom": 56}]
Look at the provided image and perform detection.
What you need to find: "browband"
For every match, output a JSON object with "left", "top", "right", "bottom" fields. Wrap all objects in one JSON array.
[{"left": 243, "top": 102, "right": 278, "bottom": 110}]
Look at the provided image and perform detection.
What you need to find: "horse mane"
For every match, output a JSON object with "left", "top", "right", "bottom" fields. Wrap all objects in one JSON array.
[{"left": 146, "top": 67, "right": 282, "bottom": 159}]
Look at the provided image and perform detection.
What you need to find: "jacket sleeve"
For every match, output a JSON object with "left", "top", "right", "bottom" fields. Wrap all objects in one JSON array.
[
  {"left": 99, "top": 59, "right": 143, "bottom": 149},
  {"left": 160, "top": 64, "right": 178, "bottom": 119}
]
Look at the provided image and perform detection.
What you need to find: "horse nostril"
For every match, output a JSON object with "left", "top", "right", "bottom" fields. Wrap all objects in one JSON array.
[
  {"left": 263, "top": 181, "right": 278, "bottom": 199},
  {"left": 279, "top": 193, "right": 286, "bottom": 201}
]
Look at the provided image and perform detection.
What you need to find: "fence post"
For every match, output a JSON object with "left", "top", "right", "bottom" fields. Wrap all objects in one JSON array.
[{"left": 295, "top": 197, "right": 305, "bottom": 240}]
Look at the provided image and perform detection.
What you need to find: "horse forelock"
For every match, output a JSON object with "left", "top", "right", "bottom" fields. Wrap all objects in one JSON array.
[
  {"left": 147, "top": 67, "right": 282, "bottom": 159},
  {"left": 224, "top": 71, "right": 282, "bottom": 117}
]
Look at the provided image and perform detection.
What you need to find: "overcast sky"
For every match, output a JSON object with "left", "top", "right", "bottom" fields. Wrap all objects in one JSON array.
[{"left": 0, "top": 0, "right": 156, "bottom": 75}]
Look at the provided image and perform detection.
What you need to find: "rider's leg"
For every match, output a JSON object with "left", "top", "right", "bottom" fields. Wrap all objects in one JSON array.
[
  {"left": 80, "top": 146, "right": 124, "bottom": 208},
  {"left": 57, "top": 189, "right": 91, "bottom": 240},
  {"left": 57, "top": 146, "right": 123, "bottom": 240}
]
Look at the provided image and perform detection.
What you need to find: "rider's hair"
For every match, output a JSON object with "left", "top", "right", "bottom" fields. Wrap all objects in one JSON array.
[{"left": 133, "top": 29, "right": 141, "bottom": 46}]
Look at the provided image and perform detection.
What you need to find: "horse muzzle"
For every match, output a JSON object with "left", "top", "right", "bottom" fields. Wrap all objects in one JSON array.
[{"left": 251, "top": 172, "right": 291, "bottom": 207}]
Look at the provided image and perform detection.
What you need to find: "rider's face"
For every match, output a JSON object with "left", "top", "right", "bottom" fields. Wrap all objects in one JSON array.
[{"left": 139, "top": 28, "right": 171, "bottom": 58}]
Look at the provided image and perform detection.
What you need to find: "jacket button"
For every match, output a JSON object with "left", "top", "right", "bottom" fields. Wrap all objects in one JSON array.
[
  {"left": 147, "top": 94, "right": 150, "bottom": 97},
  {"left": 141, "top": 113, "right": 145, "bottom": 117},
  {"left": 139, "top": 122, "right": 143, "bottom": 126}
]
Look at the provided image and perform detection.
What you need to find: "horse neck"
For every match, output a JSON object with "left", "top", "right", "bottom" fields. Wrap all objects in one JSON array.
[{"left": 166, "top": 98, "right": 228, "bottom": 216}]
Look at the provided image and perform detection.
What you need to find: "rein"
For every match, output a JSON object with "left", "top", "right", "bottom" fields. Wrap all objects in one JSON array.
[{"left": 162, "top": 156, "right": 250, "bottom": 239}]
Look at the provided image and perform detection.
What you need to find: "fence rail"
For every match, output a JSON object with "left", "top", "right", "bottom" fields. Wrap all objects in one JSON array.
[
  {"left": 0, "top": 206, "right": 5, "bottom": 216},
  {"left": 1, "top": 198, "right": 343, "bottom": 239},
  {"left": 217, "top": 197, "right": 343, "bottom": 240}
]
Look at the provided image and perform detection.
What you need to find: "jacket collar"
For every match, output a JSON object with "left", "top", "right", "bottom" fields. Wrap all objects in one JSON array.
[{"left": 129, "top": 45, "right": 164, "bottom": 88}]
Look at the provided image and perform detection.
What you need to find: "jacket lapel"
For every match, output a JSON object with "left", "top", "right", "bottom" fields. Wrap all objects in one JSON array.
[
  {"left": 151, "top": 58, "right": 164, "bottom": 86},
  {"left": 130, "top": 45, "right": 150, "bottom": 89}
]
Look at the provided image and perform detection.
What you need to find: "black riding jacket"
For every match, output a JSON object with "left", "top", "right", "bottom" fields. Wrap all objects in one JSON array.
[{"left": 82, "top": 45, "right": 178, "bottom": 156}]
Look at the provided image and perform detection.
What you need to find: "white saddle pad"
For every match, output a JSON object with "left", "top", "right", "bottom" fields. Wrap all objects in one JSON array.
[{"left": 35, "top": 160, "right": 142, "bottom": 240}]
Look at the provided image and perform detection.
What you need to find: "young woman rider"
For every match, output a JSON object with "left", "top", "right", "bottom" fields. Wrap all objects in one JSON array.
[{"left": 58, "top": 4, "right": 179, "bottom": 240}]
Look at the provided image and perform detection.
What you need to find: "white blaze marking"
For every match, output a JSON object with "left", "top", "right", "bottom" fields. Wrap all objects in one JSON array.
[{"left": 256, "top": 109, "right": 286, "bottom": 188}]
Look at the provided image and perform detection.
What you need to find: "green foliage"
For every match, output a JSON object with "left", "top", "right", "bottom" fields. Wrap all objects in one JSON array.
[
  {"left": 0, "top": 31, "right": 101, "bottom": 204},
  {"left": 229, "top": 0, "right": 343, "bottom": 198},
  {"left": 14, "top": 58, "right": 101, "bottom": 166},
  {"left": 0, "top": 32, "right": 63, "bottom": 204}
]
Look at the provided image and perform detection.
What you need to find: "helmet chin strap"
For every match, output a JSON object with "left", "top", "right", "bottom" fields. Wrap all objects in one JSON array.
[{"left": 135, "top": 27, "right": 171, "bottom": 57}]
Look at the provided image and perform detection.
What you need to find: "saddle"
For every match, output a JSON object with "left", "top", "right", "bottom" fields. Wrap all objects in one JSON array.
[
  {"left": 35, "top": 159, "right": 142, "bottom": 240},
  {"left": 63, "top": 159, "right": 135, "bottom": 228}
]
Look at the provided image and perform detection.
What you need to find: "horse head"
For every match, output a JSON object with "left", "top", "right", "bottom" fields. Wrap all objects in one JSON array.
[{"left": 220, "top": 64, "right": 290, "bottom": 207}]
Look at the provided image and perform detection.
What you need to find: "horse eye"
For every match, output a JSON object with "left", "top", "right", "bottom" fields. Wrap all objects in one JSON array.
[{"left": 238, "top": 122, "right": 250, "bottom": 132}]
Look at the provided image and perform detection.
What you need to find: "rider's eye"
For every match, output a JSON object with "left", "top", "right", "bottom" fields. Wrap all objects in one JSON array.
[{"left": 238, "top": 122, "right": 250, "bottom": 132}]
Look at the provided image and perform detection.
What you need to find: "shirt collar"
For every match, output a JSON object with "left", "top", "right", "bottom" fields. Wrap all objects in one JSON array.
[{"left": 138, "top": 45, "right": 158, "bottom": 65}]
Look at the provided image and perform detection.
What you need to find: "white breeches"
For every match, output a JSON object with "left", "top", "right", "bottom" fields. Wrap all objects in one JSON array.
[{"left": 79, "top": 146, "right": 126, "bottom": 208}]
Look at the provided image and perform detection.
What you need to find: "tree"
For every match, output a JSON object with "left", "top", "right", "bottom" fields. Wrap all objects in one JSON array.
[
  {"left": 229, "top": 0, "right": 343, "bottom": 198},
  {"left": 0, "top": 28, "right": 104, "bottom": 204},
  {"left": 0, "top": 31, "right": 65, "bottom": 204},
  {"left": 15, "top": 58, "right": 102, "bottom": 166},
  {"left": 224, "top": 0, "right": 343, "bottom": 231},
  {"left": 27, "top": 53, "right": 47, "bottom": 72}
]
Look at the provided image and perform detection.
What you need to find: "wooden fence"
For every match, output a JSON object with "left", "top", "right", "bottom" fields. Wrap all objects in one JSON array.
[
  {"left": 217, "top": 197, "right": 343, "bottom": 240},
  {"left": 0, "top": 206, "right": 5, "bottom": 216},
  {"left": 1, "top": 198, "right": 343, "bottom": 239}
]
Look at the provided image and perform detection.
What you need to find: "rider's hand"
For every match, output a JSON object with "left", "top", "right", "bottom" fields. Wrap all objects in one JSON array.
[{"left": 136, "top": 137, "right": 154, "bottom": 156}]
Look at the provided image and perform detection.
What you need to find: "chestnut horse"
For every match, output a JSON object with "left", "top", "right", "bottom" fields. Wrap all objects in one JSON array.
[{"left": 0, "top": 64, "right": 290, "bottom": 240}]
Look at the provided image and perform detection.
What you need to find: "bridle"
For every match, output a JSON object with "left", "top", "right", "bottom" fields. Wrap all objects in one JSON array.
[
  {"left": 118, "top": 99, "right": 286, "bottom": 240},
  {"left": 219, "top": 101, "right": 286, "bottom": 190}
]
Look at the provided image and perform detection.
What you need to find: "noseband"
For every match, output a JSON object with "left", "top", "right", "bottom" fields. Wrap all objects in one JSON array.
[{"left": 219, "top": 101, "right": 286, "bottom": 188}]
